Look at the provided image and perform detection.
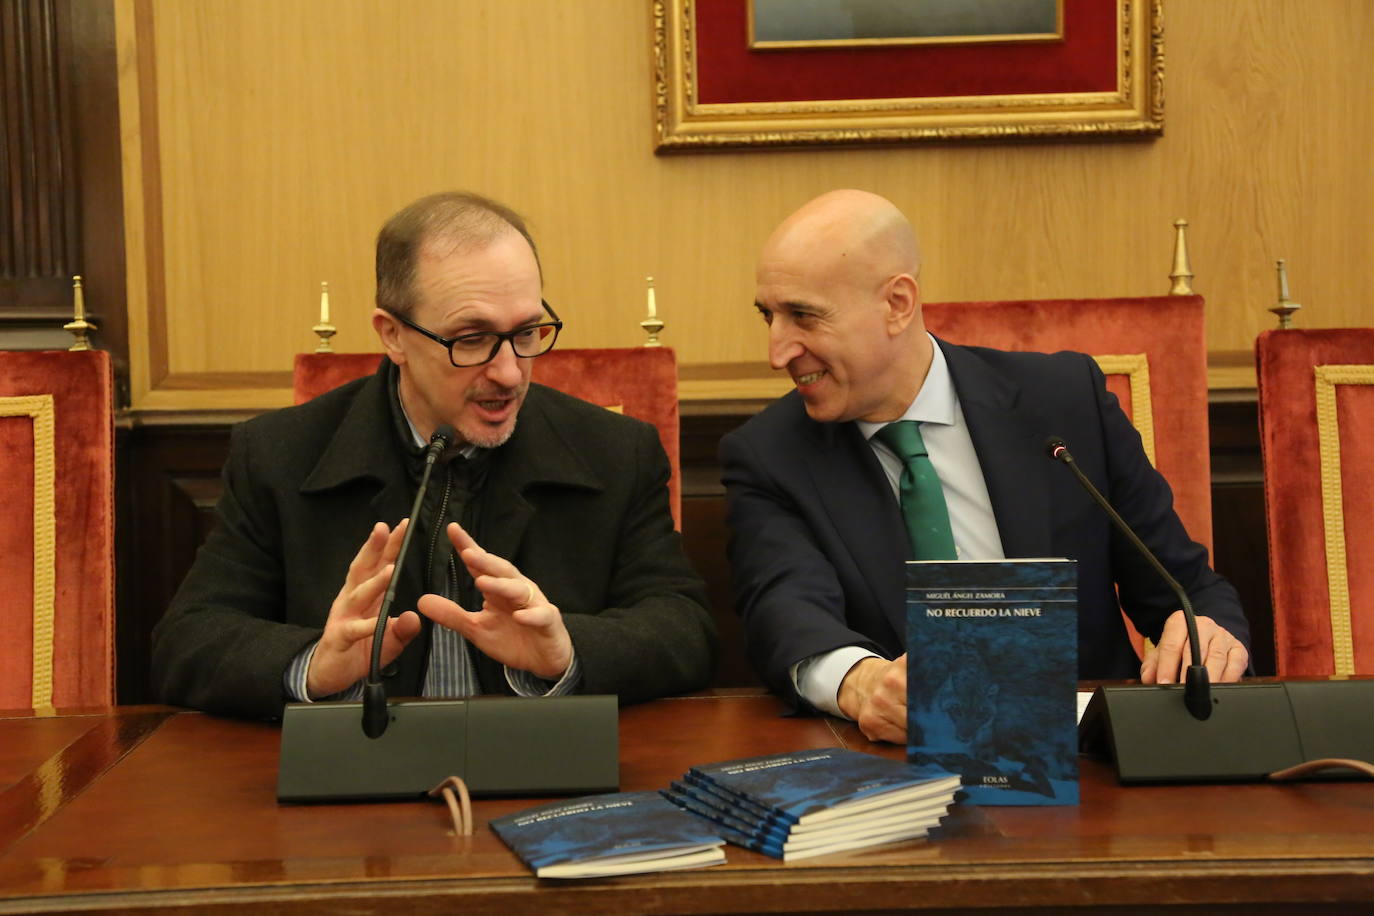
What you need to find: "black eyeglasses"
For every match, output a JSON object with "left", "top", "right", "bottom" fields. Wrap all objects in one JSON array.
[{"left": 387, "top": 300, "right": 563, "bottom": 368}]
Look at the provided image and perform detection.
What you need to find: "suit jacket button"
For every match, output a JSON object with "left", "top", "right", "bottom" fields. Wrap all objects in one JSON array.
[{"left": 382, "top": 662, "right": 399, "bottom": 677}]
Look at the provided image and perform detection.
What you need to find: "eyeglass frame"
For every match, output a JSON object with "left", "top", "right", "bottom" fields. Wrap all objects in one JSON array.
[{"left": 383, "top": 300, "right": 563, "bottom": 368}]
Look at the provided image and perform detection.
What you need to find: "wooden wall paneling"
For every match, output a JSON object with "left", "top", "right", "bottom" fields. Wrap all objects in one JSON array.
[
  {"left": 1, "top": 0, "right": 79, "bottom": 340},
  {"left": 1, "top": 0, "right": 130, "bottom": 398},
  {"left": 64, "top": 0, "right": 130, "bottom": 402},
  {"left": 113, "top": 0, "right": 1374, "bottom": 411},
  {"left": 116, "top": 421, "right": 232, "bottom": 704}
]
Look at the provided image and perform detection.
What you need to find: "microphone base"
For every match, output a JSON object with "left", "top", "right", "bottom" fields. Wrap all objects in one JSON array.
[
  {"left": 1079, "top": 679, "right": 1374, "bottom": 783},
  {"left": 276, "top": 695, "right": 619, "bottom": 803}
]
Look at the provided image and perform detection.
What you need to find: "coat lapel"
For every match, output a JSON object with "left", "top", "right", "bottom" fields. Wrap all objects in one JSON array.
[
  {"left": 938, "top": 338, "right": 1053, "bottom": 558},
  {"left": 297, "top": 362, "right": 414, "bottom": 522},
  {"left": 480, "top": 385, "right": 605, "bottom": 563}
]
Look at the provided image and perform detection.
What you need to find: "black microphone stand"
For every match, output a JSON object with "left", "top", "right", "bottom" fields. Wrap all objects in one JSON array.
[
  {"left": 1045, "top": 436, "right": 1374, "bottom": 784},
  {"left": 362, "top": 424, "right": 455, "bottom": 739},
  {"left": 1046, "top": 437, "right": 1211, "bottom": 720}
]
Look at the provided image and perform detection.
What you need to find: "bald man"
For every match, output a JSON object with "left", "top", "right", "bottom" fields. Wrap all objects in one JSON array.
[{"left": 720, "top": 190, "right": 1250, "bottom": 743}]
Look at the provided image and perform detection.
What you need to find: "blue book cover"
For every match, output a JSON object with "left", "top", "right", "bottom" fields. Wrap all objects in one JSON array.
[
  {"left": 687, "top": 748, "right": 961, "bottom": 827},
  {"left": 489, "top": 790, "right": 725, "bottom": 878},
  {"left": 905, "top": 559, "right": 1079, "bottom": 806}
]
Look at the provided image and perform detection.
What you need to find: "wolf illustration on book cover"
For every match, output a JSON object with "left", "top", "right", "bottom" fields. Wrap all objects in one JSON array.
[{"left": 906, "top": 560, "right": 1079, "bottom": 805}]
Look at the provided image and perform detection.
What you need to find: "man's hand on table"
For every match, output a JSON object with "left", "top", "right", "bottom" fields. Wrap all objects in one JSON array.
[
  {"left": 1140, "top": 610, "right": 1248, "bottom": 685},
  {"left": 837, "top": 654, "right": 908, "bottom": 744}
]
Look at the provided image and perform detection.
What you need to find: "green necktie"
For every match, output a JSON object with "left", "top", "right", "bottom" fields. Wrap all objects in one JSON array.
[{"left": 875, "top": 421, "right": 957, "bottom": 561}]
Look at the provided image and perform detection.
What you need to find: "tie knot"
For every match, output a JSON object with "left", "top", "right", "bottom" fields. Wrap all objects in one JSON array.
[{"left": 875, "top": 420, "right": 929, "bottom": 461}]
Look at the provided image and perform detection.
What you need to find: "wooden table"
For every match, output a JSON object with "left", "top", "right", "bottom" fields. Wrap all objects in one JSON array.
[{"left": 1, "top": 690, "right": 1371, "bottom": 914}]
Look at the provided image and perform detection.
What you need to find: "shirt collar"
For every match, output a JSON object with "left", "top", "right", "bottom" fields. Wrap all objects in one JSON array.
[
  {"left": 857, "top": 333, "right": 955, "bottom": 441},
  {"left": 398, "top": 387, "right": 477, "bottom": 458}
]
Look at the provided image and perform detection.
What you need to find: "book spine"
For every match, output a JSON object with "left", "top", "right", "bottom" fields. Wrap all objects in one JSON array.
[
  {"left": 682, "top": 771, "right": 800, "bottom": 826},
  {"left": 661, "top": 788, "right": 791, "bottom": 844}
]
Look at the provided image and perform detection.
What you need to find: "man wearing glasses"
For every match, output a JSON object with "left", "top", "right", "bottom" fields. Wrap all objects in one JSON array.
[{"left": 152, "top": 192, "right": 716, "bottom": 719}]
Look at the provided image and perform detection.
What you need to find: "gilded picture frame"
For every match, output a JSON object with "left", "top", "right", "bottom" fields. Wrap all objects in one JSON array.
[{"left": 652, "top": 0, "right": 1163, "bottom": 152}]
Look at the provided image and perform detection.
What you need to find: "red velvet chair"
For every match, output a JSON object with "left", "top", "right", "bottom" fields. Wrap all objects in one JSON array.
[
  {"left": 293, "top": 348, "right": 683, "bottom": 528},
  {"left": 926, "top": 295, "right": 1213, "bottom": 657},
  {"left": 1256, "top": 328, "right": 1374, "bottom": 676},
  {"left": 0, "top": 350, "right": 116, "bottom": 709}
]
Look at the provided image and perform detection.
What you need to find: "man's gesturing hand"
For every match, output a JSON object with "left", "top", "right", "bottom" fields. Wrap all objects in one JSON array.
[
  {"left": 837, "top": 654, "right": 908, "bottom": 744},
  {"left": 418, "top": 521, "right": 574, "bottom": 681},
  {"left": 306, "top": 520, "right": 422, "bottom": 698}
]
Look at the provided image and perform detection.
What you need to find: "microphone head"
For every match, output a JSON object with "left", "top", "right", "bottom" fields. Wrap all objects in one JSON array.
[
  {"left": 1044, "top": 436, "right": 1069, "bottom": 461},
  {"left": 430, "top": 424, "right": 458, "bottom": 449}
]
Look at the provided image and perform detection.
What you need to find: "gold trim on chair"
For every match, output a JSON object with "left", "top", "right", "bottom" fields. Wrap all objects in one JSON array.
[
  {"left": 1313, "top": 364, "right": 1374, "bottom": 676},
  {"left": 0, "top": 395, "right": 57, "bottom": 708},
  {"left": 1092, "top": 354, "right": 1156, "bottom": 466}
]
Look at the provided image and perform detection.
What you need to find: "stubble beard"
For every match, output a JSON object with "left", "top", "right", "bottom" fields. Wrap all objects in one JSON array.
[{"left": 457, "top": 381, "right": 528, "bottom": 449}]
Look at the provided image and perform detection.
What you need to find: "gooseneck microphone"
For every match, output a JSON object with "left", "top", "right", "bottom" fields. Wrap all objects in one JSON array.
[
  {"left": 1045, "top": 436, "right": 1212, "bottom": 721},
  {"left": 362, "top": 423, "right": 457, "bottom": 739}
]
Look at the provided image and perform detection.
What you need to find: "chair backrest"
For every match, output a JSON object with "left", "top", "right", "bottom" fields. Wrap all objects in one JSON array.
[
  {"left": 0, "top": 350, "right": 116, "bottom": 708},
  {"left": 292, "top": 348, "right": 683, "bottom": 528},
  {"left": 926, "top": 295, "right": 1211, "bottom": 661},
  {"left": 925, "top": 295, "right": 1213, "bottom": 552},
  {"left": 1256, "top": 327, "right": 1374, "bottom": 676}
]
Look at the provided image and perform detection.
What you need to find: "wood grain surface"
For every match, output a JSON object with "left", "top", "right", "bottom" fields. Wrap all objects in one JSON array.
[
  {"left": 0, "top": 693, "right": 1370, "bottom": 913},
  {"left": 113, "top": 0, "right": 1374, "bottom": 409}
]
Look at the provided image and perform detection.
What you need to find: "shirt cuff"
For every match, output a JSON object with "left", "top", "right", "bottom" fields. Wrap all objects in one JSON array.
[
  {"left": 283, "top": 640, "right": 365, "bottom": 703},
  {"left": 505, "top": 650, "right": 581, "bottom": 697},
  {"left": 791, "top": 646, "right": 883, "bottom": 718}
]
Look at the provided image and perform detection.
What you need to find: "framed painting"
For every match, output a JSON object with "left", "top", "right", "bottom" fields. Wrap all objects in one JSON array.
[{"left": 652, "top": 0, "right": 1163, "bottom": 151}]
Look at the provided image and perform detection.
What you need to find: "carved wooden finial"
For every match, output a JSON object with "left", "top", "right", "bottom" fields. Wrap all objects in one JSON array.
[
  {"left": 1168, "top": 219, "right": 1195, "bottom": 295},
  {"left": 64, "top": 275, "right": 97, "bottom": 351},
  {"left": 1269, "top": 259, "right": 1302, "bottom": 329},
  {"left": 312, "top": 281, "right": 337, "bottom": 353},
  {"left": 640, "top": 275, "right": 664, "bottom": 347}
]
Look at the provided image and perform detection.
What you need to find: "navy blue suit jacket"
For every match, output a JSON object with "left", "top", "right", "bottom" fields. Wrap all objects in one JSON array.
[{"left": 720, "top": 338, "right": 1248, "bottom": 708}]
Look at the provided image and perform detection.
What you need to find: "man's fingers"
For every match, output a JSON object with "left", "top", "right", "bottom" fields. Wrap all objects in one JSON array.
[
  {"left": 855, "top": 657, "right": 908, "bottom": 744},
  {"left": 1202, "top": 633, "right": 1249, "bottom": 683},
  {"left": 511, "top": 604, "right": 559, "bottom": 628},
  {"left": 1221, "top": 643, "right": 1249, "bottom": 682},
  {"left": 345, "top": 522, "right": 391, "bottom": 586},
  {"left": 448, "top": 521, "right": 529, "bottom": 581},
  {"left": 378, "top": 518, "right": 409, "bottom": 566},
  {"left": 331, "top": 609, "right": 420, "bottom": 652},
  {"left": 379, "top": 611, "right": 422, "bottom": 661},
  {"left": 1156, "top": 638, "right": 1188, "bottom": 684},
  {"left": 446, "top": 521, "right": 479, "bottom": 554},
  {"left": 335, "top": 563, "right": 393, "bottom": 621},
  {"left": 337, "top": 615, "right": 383, "bottom": 644},
  {"left": 460, "top": 546, "right": 522, "bottom": 582},
  {"left": 417, "top": 593, "right": 469, "bottom": 631},
  {"left": 1151, "top": 611, "right": 1190, "bottom": 685},
  {"left": 1139, "top": 645, "right": 1158, "bottom": 684},
  {"left": 475, "top": 573, "right": 537, "bottom": 607}
]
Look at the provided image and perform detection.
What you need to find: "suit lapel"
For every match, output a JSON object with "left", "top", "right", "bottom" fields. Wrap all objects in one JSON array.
[
  {"left": 805, "top": 418, "right": 908, "bottom": 647},
  {"left": 939, "top": 339, "right": 1053, "bottom": 558}
]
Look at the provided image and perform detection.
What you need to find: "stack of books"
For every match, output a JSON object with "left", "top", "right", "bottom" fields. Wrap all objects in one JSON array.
[
  {"left": 490, "top": 790, "right": 726, "bottom": 878},
  {"left": 663, "top": 748, "right": 962, "bottom": 861}
]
